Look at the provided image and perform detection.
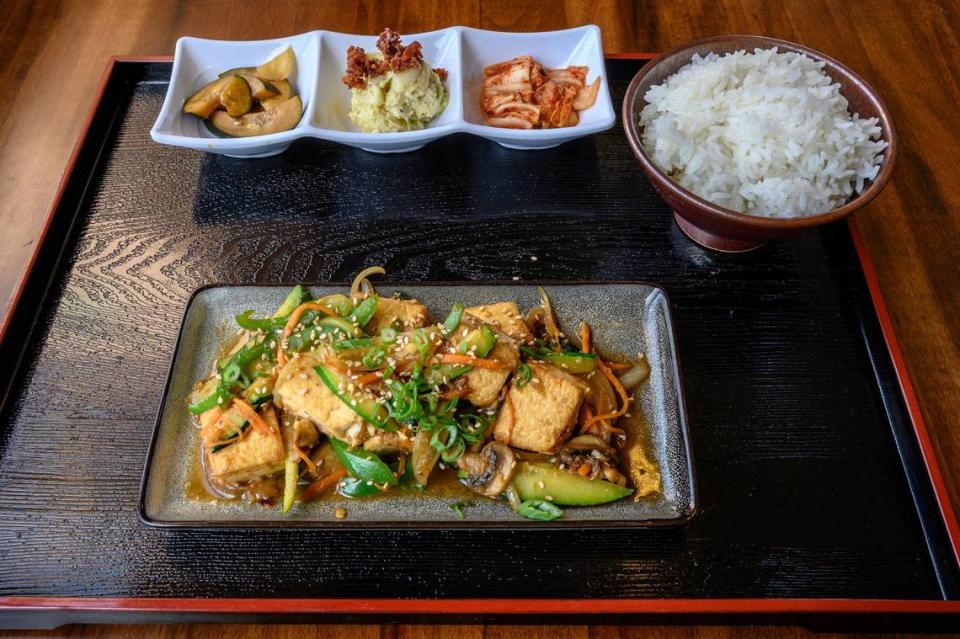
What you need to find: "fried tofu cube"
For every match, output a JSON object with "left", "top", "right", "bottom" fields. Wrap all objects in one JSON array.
[
  {"left": 274, "top": 355, "right": 366, "bottom": 447},
  {"left": 203, "top": 403, "right": 285, "bottom": 482},
  {"left": 493, "top": 362, "right": 587, "bottom": 454},
  {"left": 466, "top": 302, "right": 532, "bottom": 343},
  {"left": 463, "top": 339, "right": 519, "bottom": 407},
  {"left": 365, "top": 296, "right": 430, "bottom": 334}
]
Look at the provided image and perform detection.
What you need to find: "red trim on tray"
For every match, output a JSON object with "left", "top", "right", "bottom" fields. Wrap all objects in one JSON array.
[
  {"left": 847, "top": 216, "right": 960, "bottom": 567},
  {"left": 1, "top": 596, "right": 960, "bottom": 615},
  {"left": 0, "top": 53, "right": 958, "bottom": 618}
]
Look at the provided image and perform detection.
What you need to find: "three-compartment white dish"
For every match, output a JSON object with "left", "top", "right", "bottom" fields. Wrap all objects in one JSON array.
[{"left": 150, "top": 25, "right": 615, "bottom": 157}]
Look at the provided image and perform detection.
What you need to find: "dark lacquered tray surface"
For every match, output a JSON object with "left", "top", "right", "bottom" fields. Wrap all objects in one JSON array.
[{"left": 0, "top": 59, "right": 957, "bottom": 617}]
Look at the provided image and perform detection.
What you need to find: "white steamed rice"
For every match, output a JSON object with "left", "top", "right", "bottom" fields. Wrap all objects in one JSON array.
[{"left": 639, "top": 48, "right": 888, "bottom": 218}]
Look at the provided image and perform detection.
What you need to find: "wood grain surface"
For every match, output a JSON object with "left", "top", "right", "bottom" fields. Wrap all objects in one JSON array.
[{"left": 0, "top": 0, "right": 958, "bottom": 637}]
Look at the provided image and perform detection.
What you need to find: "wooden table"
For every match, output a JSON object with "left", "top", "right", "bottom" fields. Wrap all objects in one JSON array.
[{"left": 1, "top": 0, "right": 958, "bottom": 636}]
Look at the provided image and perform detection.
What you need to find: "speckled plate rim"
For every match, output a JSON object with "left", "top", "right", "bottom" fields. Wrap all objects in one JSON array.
[{"left": 137, "top": 280, "right": 697, "bottom": 530}]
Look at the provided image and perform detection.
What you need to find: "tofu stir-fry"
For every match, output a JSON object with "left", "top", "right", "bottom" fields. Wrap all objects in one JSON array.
[{"left": 188, "top": 267, "right": 651, "bottom": 521}]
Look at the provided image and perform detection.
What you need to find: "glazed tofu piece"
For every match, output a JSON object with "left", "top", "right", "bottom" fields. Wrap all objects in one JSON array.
[
  {"left": 283, "top": 416, "right": 320, "bottom": 451},
  {"left": 203, "top": 403, "right": 285, "bottom": 482},
  {"left": 493, "top": 362, "right": 587, "bottom": 454},
  {"left": 273, "top": 355, "right": 367, "bottom": 447},
  {"left": 444, "top": 317, "right": 518, "bottom": 408},
  {"left": 466, "top": 302, "right": 533, "bottom": 343},
  {"left": 363, "top": 429, "right": 413, "bottom": 455},
  {"left": 463, "top": 339, "right": 519, "bottom": 407},
  {"left": 365, "top": 296, "right": 430, "bottom": 334}
]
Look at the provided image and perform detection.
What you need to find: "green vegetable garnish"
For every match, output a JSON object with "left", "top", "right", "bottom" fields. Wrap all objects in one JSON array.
[
  {"left": 542, "top": 352, "right": 597, "bottom": 374},
  {"left": 348, "top": 295, "right": 378, "bottom": 328},
  {"left": 329, "top": 438, "right": 397, "bottom": 486},
  {"left": 457, "top": 325, "right": 497, "bottom": 357},
  {"left": 443, "top": 303, "right": 465, "bottom": 333},
  {"left": 273, "top": 285, "right": 306, "bottom": 318},
  {"left": 515, "top": 363, "right": 532, "bottom": 388},
  {"left": 518, "top": 499, "right": 564, "bottom": 521},
  {"left": 315, "top": 365, "right": 393, "bottom": 431},
  {"left": 282, "top": 458, "right": 298, "bottom": 513},
  {"left": 235, "top": 309, "right": 284, "bottom": 331},
  {"left": 379, "top": 327, "right": 398, "bottom": 344},
  {"left": 333, "top": 338, "right": 374, "bottom": 350},
  {"left": 448, "top": 500, "right": 474, "bottom": 519},
  {"left": 337, "top": 476, "right": 383, "bottom": 499}
]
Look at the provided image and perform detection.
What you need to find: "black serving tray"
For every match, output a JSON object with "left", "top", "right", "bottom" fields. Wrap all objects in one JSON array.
[{"left": 0, "top": 56, "right": 959, "bottom": 630}]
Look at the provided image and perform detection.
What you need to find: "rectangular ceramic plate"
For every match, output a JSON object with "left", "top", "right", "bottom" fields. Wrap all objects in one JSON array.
[{"left": 140, "top": 282, "right": 695, "bottom": 527}]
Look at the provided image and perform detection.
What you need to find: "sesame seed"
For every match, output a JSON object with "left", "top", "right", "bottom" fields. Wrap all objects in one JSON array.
[
  {"left": 299, "top": 373, "right": 308, "bottom": 380},
  {"left": 530, "top": 256, "right": 538, "bottom": 261},
  {"left": 536, "top": 480, "right": 545, "bottom": 490},
  {"left": 545, "top": 495, "right": 554, "bottom": 501},
  {"left": 512, "top": 276, "right": 520, "bottom": 281}
]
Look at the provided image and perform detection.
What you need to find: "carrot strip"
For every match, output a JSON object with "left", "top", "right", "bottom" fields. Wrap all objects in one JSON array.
[
  {"left": 577, "top": 464, "right": 592, "bottom": 477},
  {"left": 277, "top": 302, "right": 339, "bottom": 366},
  {"left": 438, "top": 353, "right": 509, "bottom": 370},
  {"left": 603, "top": 361, "right": 632, "bottom": 371},
  {"left": 353, "top": 371, "right": 383, "bottom": 386},
  {"left": 293, "top": 446, "right": 319, "bottom": 476},
  {"left": 301, "top": 469, "right": 348, "bottom": 502},
  {"left": 231, "top": 398, "right": 274, "bottom": 435},
  {"left": 584, "top": 359, "right": 630, "bottom": 427},
  {"left": 580, "top": 321, "right": 592, "bottom": 354}
]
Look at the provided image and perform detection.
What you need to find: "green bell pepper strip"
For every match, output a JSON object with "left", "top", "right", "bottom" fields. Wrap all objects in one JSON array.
[
  {"left": 512, "top": 462, "right": 632, "bottom": 505},
  {"left": 443, "top": 303, "right": 465, "bottom": 333},
  {"left": 329, "top": 438, "right": 398, "bottom": 486},
  {"left": 347, "top": 295, "right": 378, "bottom": 328},
  {"left": 315, "top": 365, "right": 394, "bottom": 431},
  {"left": 235, "top": 310, "right": 285, "bottom": 331},
  {"left": 542, "top": 352, "right": 597, "bottom": 374},
  {"left": 518, "top": 499, "right": 564, "bottom": 521},
  {"left": 274, "top": 285, "right": 306, "bottom": 318},
  {"left": 337, "top": 476, "right": 383, "bottom": 498}
]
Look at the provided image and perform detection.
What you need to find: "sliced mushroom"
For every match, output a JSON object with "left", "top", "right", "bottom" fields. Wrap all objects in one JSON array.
[
  {"left": 558, "top": 434, "right": 627, "bottom": 485},
  {"left": 457, "top": 441, "right": 517, "bottom": 497}
]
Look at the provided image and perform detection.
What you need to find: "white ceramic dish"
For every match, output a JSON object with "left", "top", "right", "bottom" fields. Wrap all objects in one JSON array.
[{"left": 150, "top": 25, "right": 615, "bottom": 157}]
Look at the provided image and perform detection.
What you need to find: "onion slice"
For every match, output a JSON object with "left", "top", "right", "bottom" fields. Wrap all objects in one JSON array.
[
  {"left": 617, "top": 355, "right": 651, "bottom": 392},
  {"left": 350, "top": 265, "right": 385, "bottom": 296}
]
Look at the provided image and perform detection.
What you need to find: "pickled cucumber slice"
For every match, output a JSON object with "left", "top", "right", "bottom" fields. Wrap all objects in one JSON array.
[
  {"left": 211, "top": 95, "right": 302, "bottom": 137},
  {"left": 219, "top": 75, "right": 253, "bottom": 117},
  {"left": 260, "top": 79, "right": 293, "bottom": 110},
  {"left": 218, "top": 68, "right": 278, "bottom": 100},
  {"left": 256, "top": 46, "right": 295, "bottom": 81},
  {"left": 183, "top": 76, "right": 230, "bottom": 119}
]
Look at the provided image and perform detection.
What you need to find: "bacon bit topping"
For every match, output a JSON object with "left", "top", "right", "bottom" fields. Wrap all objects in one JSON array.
[{"left": 342, "top": 27, "right": 446, "bottom": 89}]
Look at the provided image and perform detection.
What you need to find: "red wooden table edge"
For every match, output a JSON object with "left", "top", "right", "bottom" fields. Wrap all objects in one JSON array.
[{"left": 0, "top": 53, "right": 958, "bottom": 617}]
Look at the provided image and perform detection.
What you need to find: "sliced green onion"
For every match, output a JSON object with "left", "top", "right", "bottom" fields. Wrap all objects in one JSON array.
[
  {"left": 518, "top": 499, "right": 564, "bottom": 521},
  {"left": 362, "top": 345, "right": 388, "bottom": 369},
  {"left": 380, "top": 327, "right": 398, "bottom": 344},
  {"left": 516, "top": 363, "right": 532, "bottom": 388}
]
